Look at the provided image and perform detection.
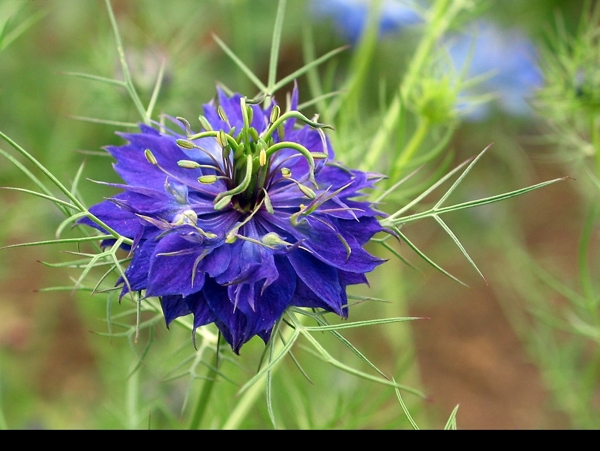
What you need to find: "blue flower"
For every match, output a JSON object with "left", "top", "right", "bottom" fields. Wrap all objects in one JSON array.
[
  {"left": 79, "top": 85, "right": 387, "bottom": 353},
  {"left": 445, "top": 20, "right": 543, "bottom": 121},
  {"left": 310, "top": 0, "right": 422, "bottom": 45}
]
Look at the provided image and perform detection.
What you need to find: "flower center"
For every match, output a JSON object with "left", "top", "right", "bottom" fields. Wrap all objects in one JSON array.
[{"left": 174, "top": 95, "right": 333, "bottom": 214}]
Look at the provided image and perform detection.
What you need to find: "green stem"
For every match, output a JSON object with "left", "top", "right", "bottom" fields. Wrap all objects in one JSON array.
[
  {"left": 104, "top": 0, "right": 149, "bottom": 124},
  {"left": 222, "top": 319, "right": 299, "bottom": 429},
  {"left": 591, "top": 113, "right": 600, "bottom": 177},
  {"left": 188, "top": 351, "right": 219, "bottom": 430},
  {"left": 578, "top": 201, "right": 600, "bottom": 326},
  {"left": 390, "top": 117, "right": 430, "bottom": 182},
  {"left": 336, "top": 0, "right": 382, "bottom": 120},
  {"left": 125, "top": 365, "right": 140, "bottom": 429},
  {"left": 0, "top": 369, "right": 7, "bottom": 430},
  {"left": 221, "top": 371, "right": 265, "bottom": 430}
]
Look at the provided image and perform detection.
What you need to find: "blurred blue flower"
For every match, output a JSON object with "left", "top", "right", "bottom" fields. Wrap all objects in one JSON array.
[
  {"left": 79, "top": 86, "right": 387, "bottom": 353},
  {"left": 310, "top": 0, "right": 422, "bottom": 45},
  {"left": 445, "top": 20, "right": 543, "bottom": 121}
]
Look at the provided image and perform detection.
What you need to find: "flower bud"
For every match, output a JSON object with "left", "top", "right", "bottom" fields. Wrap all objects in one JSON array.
[{"left": 176, "top": 116, "right": 193, "bottom": 136}]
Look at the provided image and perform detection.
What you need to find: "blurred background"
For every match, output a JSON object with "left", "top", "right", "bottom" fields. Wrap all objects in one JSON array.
[{"left": 0, "top": 0, "right": 597, "bottom": 429}]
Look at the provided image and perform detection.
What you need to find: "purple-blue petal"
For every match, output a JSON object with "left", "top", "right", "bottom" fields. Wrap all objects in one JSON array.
[
  {"left": 146, "top": 234, "right": 207, "bottom": 297},
  {"left": 288, "top": 250, "right": 345, "bottom": 315},
  {"left": 203, "top": 260, "right": 295, "bottom": 353}
]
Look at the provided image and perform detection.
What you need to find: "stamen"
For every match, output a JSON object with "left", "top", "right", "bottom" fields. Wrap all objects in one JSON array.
[
  {"left": 262, "top": 188, "right": 274, "bottom": 214},
  {"left": 270, "top": 104, "right": 281, "bottom": 124},
  {"left": 176, "top": 116, "right": 193, "bottom": 136},
  {"left": 245, "top": 104, "right": 254, "bottom": 126},
  {"left": 191, "top": 249, "right": 211, "bottom": 287},
  {"left": 290, "top": 206, "right": 305, "bottom": 227},
  {"left": 177, "top": 160, "right": 225, "bottom": 175},
  {"left": 198, "top": 175, "right": 222, "bottom": 184},
  {"left": 295, "top": 182, "right": 316, "bottom": 199},
  {"left": 214, "top": 194, "right": 233, "bottom": 210},
  {"left": 143, "top": 150, "right": 219, "bottom": 197},
  {"left": 259, "top": 148, "right": 267, "bottom": 166},
  {"left": 216, "top": 130, "right": 228, "bottom": 148},
  {"left": 198, "top": 115, "right": 213, "bottom": 132},
  {"left": 217, "top": 105, "right": 230, "bottom": 126},
  {"left": 175, "top": 139, "right": 196, "bottom": 149},
  {"left": 248, "top": 127, "right": 259, "bottom": 143},
  {"left": 144, "top": 149, "right": 158, "bottom": 165},
  {"left": 177, "top": 159, "right": 202, "bottom": 169},
  {"left": 136, "top": 214, "right": 171, "bottom": 229}
]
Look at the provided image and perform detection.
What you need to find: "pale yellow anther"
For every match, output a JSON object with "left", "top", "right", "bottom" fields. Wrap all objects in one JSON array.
[
  {"left": 176, "top": 139, "right": 195, "bottom": 150},
  {"left": 144, "top": 149, "right": 158, "bottom": 165},
  {"left": 198, "top": 175, "right": 218, "bottom": 184},
  {"left": 177, "top": 160, "right": 202, "bottom": 169},
  {"left": 198, "top": 115, "right": 213, "bottom": 131},
  {"left": 259, "top": 149, "right": 267, "bottom": 166},
  {"left": 270, "top": 105, "right": 281, "bottom": 124},
  {"left": 216, "top": 130, "right": 228, "bottom": 148}
]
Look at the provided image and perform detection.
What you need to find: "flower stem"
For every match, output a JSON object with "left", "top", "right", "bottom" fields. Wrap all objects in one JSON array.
[
  {"left": 591, "top": 113, "right": 600, "bottom": 177},
  {"left": 188, "top": 350, "right": 219, "bottom": 430},
  {"left": 390, "top": 116, "right": 430, "bottom": 182},
  {"left": 125, "top": 364, "right": 141, "bottom": 429},
  {"left": 221, "top": 372, "right": 265, "bottom": 430},
  {"left": 104, "top": 0, "right": 149, "bottom": 124},
  {"left": 222, "top": 321, "right": 297, "bottom": 429},
  {"left": 0, "top": 370, "right": 7, "bottom": 430}
]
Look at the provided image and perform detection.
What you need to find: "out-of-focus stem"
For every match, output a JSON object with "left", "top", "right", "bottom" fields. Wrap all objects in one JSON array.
[
  {"left": 362, "top": 0, "right": 454, "bottom": 172},
  {"left": 188, "top": 350, "right": 219, "bottom": 430},
  {"left": 591, "top": 114, "right": 600, "bottom": 177},
  {"left": 390, "top": 116, "right": 430, "bottom": 182},
  {"left": 221, "top": 327, "right": 291, "bottom": 430}
]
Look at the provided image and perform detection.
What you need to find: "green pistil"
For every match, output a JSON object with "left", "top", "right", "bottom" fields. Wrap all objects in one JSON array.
[
  {"left": 260, "top": 110, "right": 333, "bottom": 143},
  {"left": 176, "top": 98, "right": 332, "bottom": 213},
  {"left": 215, "top": 154, "right": 253, "bottom": 205}
]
